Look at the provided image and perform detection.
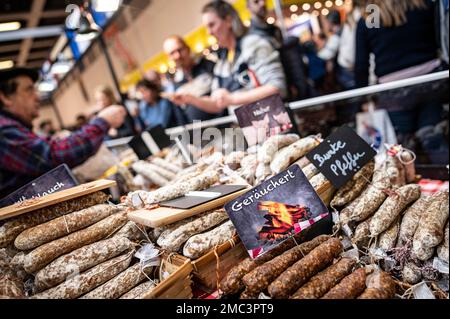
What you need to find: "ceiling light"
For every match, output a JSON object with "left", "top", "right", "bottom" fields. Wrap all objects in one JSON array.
[
  {"left": 266, "top": 17, "right": 276, "bottom": 25},
  {"left": 314, "top": 2, "right": 323, "bottom": 9},
  {"left": 0, "top": 60, "right": 14, "bottom": 70},
  {"left": 325, "top": 1, "right": 333, "bottom": 8},
  {"left": 195, "top": 43, "right": 204, "bottom": 53},
  {"left": 290, "top": 14, "right": 299, "bottom": 21},
  {"left": 290, "top": 5, "right": 298, "bottom": 12},
  {"left": 92, "top": 0, "right": 122, "bottom": 12},
  {"left": 159, "top": 64, "right": 168, "bottom": 73},
  {"left": 322, "top": 8, "right": 330, "bottom": 15},
  {"left": 38, "top": 81, "right": 56, "bottom": 92},
  {"left": 302, "top": 3, "right": 311, "bottom": 11},
  {"left": 0, "top": 22, "right": 21, "bottom": 32},
  {"left": 335, "top": 0, "right": 344, "bottom": 6}
]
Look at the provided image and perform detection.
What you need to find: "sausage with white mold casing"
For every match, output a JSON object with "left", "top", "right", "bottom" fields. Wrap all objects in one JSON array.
[
  {"left": 397, "top": 196, "right": 430, "bottom": 247},
  {"left": 399, "top": 150, "right": 416, "bottom": 183},
  {"left": 302, "top": 163, "right": 320, "bottom": 180},
  {"left": 268, "top": 238, "right": 343, "bottom": 299},
  {"left": 157, "top": 210, "right": 229, "bottom": 252},
  {"left": 224, "top": 151, "right": 247, "bottom": 170},
  {"left": 80, "top": 262, "right": 152, "bottom": 299},
  {"left": 150, "top": 157, "right": 182, "bottom": 174},
  {"left": 352, "top": 217, "right": 372, "bottom": 249},
  {"left": 32, "top": 252, "right": 133, "bottom": 299},
  {"left": 113, "top": 221, "right": 148, "bottom": 242},
  {"left": 437, "top": 222, "right": 449, "bottom": 263},
  {"left": 330, "top": 161, "right": 374, "bottom": 208},
  {"left": 402, "top": 262, "right": 423, "bottom": 285},
  {"left": 14, "top": 204, "right": 118, "bottom": 251},
  {"left": 377, "top": 218, "right": 401, "bottom": 251},
  {"left": 131, "top": 161, "right": 170, "bottom": 187},
  {"left": 369, "top": 184, "right": 421, "bottom": 237},
  {"left": 126, "top": 170, "right": 220, "bottom": 208},
  {"left": 0, "top": 191, "right": 109, "bottom": 249},
  {"left": 349, "top": 174, "right": 391, "bottom": 223},
  {"left": 182, "top": 220, "right": 236, "bottom": 259},
  {"left": 412, "top": 191, "right": 449, "bottom": 260},
  {"left": 385, "top": 156, "right": 406, "bottom": 188},
  {"left": 270, "top": 136, "right": 321, "bottom": 174},
  {"left": 33, "top": 236, "right": 133, "bottom": 292},
  {"left": 257, "top": 134, "right": 300, "bottom": 164},
  {"left": 120, "top": 281, "right": 156, "bottom": 299},
  {"left": 23, "top": 212, "right": 128, "bottom": 274},
  {"left": 309, "top": 173, "right": 329, "bottom": 190}
]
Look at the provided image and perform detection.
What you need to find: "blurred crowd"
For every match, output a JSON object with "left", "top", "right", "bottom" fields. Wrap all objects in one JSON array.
[{"left": 41, "top": 0, "right": 448, "bottom": 143}]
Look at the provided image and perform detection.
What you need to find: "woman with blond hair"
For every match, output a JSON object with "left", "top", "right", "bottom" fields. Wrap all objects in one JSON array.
[
  {"left": 355, "top": 0, "right": 444, "bottom": 145},
  {"left": 170, "top": 0, "right": 287, "bottom": 114}
]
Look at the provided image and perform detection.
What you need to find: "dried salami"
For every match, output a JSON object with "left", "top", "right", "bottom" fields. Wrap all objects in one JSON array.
[
  {"left": 80, "top": 263, "right": 151, "bottom": 299},
  {"left": 321, "top": 268, "right": 366, "bottom": 299},
  {"left": 34, "top": 236, "right": 133, "bottom": 292},
  {"left": 15, "top": 204, "right": 118, "bottom": 250},
  {"left": 0, "top": 192, "right": 108, "bottom": 248},
  {"left": 182, "top": 221, "right": 236, "bottom": 259},
  {"left": 23, "top": 212, "right": 128, "bottom": 274},
  {"left": 268, "top": 238, "right": 343, "bottom": 299},
  {"left": 369, "top": 184, "right": 421, "bottom": 237},
  {"left": 291, "top": 258, "right": 356, "bottom": 299},
  {"left": 32, "top": 252, "right": 132, "bottom": 299},
  {"left": 157, "top": 210, "right": 228, "bottom": 252},
  {"left": 241, "top": 235, "right": 330, "bottom": 294}
]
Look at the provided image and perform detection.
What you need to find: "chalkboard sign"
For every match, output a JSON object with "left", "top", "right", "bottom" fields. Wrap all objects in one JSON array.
[
  {"left": 129, "top": 125, "right": 172, "bottom": 160},
  {"left": 306, "top": 126, "right": 377, "bottom": 189},
  {"left": 0, "top": 164, "right": 78, "bottom": 208},
  {"left": 234, "top": 94, "right": 294, "bottom": 147}
]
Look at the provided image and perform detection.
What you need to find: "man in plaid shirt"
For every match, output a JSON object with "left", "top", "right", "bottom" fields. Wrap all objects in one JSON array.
[{"left": 0, "top": 68, "right": 126, "bottom": 197}]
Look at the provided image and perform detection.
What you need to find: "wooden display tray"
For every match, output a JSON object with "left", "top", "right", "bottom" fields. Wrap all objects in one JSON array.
[
  {"left": 0, "top": 179, "right": 116, "bottom": 221},
  {"left": 127, "top": 187, "right": 250, "bottom": 228},
  {"left": 144, "top": 255, "right": 193, "bottom": 299},
  {"left": 191, "top": 235, "right": 247, "bottom": 293}
]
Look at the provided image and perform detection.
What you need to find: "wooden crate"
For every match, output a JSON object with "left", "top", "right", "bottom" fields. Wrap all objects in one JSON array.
[
  {"left": 143, "top": 254, "right": 193, "bottom": 299},
  {"left": 190, "top": 235, "right": 248, "bottom": 292}
]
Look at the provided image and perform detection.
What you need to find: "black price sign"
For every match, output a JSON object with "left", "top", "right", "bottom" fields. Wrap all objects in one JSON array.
[
  {"left": 306, "top": 126, "right": 377, "bottom": 189},
  {"left": 129, "top": 125, "right": 172, "bottom": 160}
]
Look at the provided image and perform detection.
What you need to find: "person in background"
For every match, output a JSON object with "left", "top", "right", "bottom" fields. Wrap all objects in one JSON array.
[
  {"left": 74, "top": 114, "right": 88, "bottom": 131},
  {"left": 355, "top": 0, "right": 443, "bottom": 145},
  {"left": 246, "top": 0, "right": 283, "bottom": 49},
  {"left": 37, "top": 119, "right": 56, "bottom": 138},
  {"left": 93, "top": 85, "right": 138, "bottom": 138},
  {"left": 170, "top": 0, "right": 287, "bottom": 114},
  {"left": 162, "top": 35, "right": 217, "bottom": 122},
  {"left": 0, "top": 68, "right": 126, "bottom": 196},
  {"left": 316, "top": 10, "right": 342, "bottom": 64},
  {"left": 437, "top": 0, "right": 449, "bottom": 66},
  {"left": 136, "top": 79, "right": 181, "bottom": 129},
  {"left": 337, "top": 1, "right": 363, "bottom": 90}
]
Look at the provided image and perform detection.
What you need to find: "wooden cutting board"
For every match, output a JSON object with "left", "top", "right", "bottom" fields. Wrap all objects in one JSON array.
[
  {"left": 0, "top": 179, "right": 116, "bottom": 221},
  {"left": 128, "top": 187, "right": 250, "bottom": 228}
]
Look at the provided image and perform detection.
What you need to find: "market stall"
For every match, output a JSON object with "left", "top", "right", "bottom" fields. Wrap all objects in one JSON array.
[{"left": 0, "top": 72, "right": 448, "bottom": 300}]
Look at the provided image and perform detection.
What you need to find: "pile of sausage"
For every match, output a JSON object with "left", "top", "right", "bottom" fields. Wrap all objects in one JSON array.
[
  {"left": 0, "top": 191, "right": 161, "bottom": 299},
  {"left": 149, "top": 209, "right": 236, "bottom": 259},
  {"left": 220, "top": 236, "right": 396, "bottom": 299},
  {"left": 333, "top": 155, "right": 449, "bottom": 287}
]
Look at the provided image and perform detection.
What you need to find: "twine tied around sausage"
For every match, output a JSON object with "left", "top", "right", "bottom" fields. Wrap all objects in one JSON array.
[{"left": 213, "top": 236, "right": 237, "bottom": 292}]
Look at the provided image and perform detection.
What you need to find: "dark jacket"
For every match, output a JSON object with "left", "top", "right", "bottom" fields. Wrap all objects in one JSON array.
[{"left": 355, "top": 0, "right": 439, "bottom": 87}]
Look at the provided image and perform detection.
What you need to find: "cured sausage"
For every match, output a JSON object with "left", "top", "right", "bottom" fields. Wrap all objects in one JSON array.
[
  {"left": 23, "top": 212, "right": 127, "bottom": 274},
  {"left": 267, "top": 238, "right": 343, "bottom": 299},
  {"left": 291, "top": 258, "right": 356, "bottom": 299}
]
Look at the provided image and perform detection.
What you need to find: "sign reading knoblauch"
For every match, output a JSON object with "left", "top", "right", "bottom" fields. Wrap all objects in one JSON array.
[
  {"left": 0, "top": 164, "right": 79, "bottom": 208},
  {"left": 225, "top": 165, "right": 329, "bottom": 259},
  {"left": 306, "top": 126, "right": 377, "bottom": 189}
]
